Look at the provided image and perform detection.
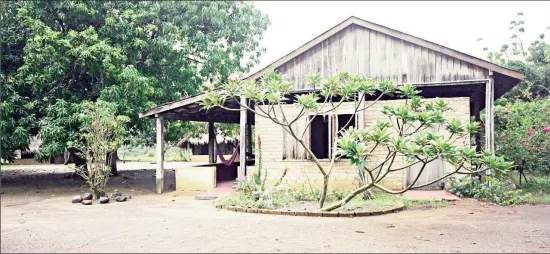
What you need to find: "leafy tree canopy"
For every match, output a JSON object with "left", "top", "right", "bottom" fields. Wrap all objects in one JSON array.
[
  {"left": 479, "top": 12, "right": 550, "bottom": 99},
  {"left": 1, "top": 1, "right": 268, "bottom": 161}
]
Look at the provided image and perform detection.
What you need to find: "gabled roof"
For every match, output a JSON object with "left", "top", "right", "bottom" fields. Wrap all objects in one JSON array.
[{"left": 245, "top": 16, "right": 524, "bottom": 81}]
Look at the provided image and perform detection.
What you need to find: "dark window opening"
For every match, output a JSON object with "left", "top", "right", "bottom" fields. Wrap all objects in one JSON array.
[
  {"left": 337, "top": 114, "right": 355, "bottom": 137},
  {"left": 310, "top": 115, "right": 329, "bottom": 159}
]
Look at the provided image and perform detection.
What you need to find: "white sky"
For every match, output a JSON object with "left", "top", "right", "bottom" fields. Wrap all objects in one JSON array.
[{"left": 249, "top": 1, "right": 550, "bottom": 74}]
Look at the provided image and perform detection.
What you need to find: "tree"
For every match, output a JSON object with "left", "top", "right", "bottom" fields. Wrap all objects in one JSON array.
[
  {"left": 478, "top": 12, "right": 550, "bottom": 172},
  {"left": 479, "top": 11, "right": 550, "bottom": 98},
  {"left": 73, "top": 100, "right": 129, "bottom": 199},
  {"left": 0, "top": 1, "right": 34, "bottom": 162},
  {"left": 2, "top": 1, "right": 268, "bottom": 160},
  {"left": 201, "top": 71, "right": 513, "bottom": 210}
]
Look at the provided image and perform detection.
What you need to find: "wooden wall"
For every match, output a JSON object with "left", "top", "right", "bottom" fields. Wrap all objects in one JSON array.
[{"left": 275, "top": 24, "right": 488, "bottom": 89}]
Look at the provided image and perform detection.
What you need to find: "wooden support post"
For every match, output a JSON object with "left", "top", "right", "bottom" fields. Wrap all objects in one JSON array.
[
  {"left": 485, "top": 71, "right": 495, "bottom": 175},
  {"left": 239, "top": 96, "right": 247, "bottom": 181},
  {"left": 246, "top": 122, "right": 252, "bottom": 157},
  {"left": 208, "top": 122, "right": 215, "bottom": 163},
  {"left": 473, "top": 90, "right": 482, "bottom": 153},
  {"left": 155, "top": 115, "right": 164, "bottom": 194},
  {"left": 357, "top": 93, "right": 365, "bottom": 129},
  {"left": 485, "top": 71, "right": 495, "bottom": 154}
]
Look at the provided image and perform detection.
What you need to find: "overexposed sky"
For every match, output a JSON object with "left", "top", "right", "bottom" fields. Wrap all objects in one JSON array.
[{"left": 250, "top": 1, "right": 550, "bottom": 74}]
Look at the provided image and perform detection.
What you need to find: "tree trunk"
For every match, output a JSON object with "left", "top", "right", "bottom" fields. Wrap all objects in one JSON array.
[
  {"left": 318, "top": 175, "right": 329, "bottom": 208},
  {"left": 321, "top": 183, "right": 374, "bottom": 211},
  {"left": 109, "top": 150, "right": 118, "bottom": 176}
]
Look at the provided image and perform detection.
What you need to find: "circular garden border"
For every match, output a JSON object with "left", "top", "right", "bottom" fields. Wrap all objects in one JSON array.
[{"left": 215, "top": 204, "right": 406, "bottom": 217}]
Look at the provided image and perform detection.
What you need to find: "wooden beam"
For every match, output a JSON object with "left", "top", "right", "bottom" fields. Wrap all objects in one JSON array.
[
  {"left": 161, "top": 112, "right": 241, "bottom": 124},
  {"left": 246, "top": 122, "right": 252, "bottom": 156},
  {"left": 239, "top": 96, "right": 247, "bottom": 181},
  {"left": 155, "top": 116, "right": 164, "bottom": 194},
  {"left": 208, "top": 122, "right": 215, "bottom": 164},
  {"left": 140, "top": 93, "right": 206, "bottom": 118},
  {"left": 485, "top": 71, "right": 495, "bottom": 156},
  {"left": 357, "top": 93, "right": 365, "bottom": 129}
]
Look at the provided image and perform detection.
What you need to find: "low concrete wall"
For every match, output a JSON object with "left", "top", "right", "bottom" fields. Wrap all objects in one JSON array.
[{"left": 175, "top": 166, "right": 216, "bottom": 192}]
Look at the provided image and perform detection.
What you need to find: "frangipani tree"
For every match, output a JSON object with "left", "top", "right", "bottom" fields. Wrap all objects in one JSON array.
[{"left": 202, "top": 71, "right": 514, "bottom": 210}]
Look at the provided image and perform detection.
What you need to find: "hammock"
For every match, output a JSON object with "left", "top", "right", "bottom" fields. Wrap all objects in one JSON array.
[
  {"left": 215, "top": 142, "right": 239, "bottom": 166},
  {"left": 211, "top": 124, "right": 239, "bottom": 166}
]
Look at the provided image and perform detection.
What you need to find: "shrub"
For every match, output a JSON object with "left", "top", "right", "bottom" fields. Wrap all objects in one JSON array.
[
  {"left": 73, "top": 100, "right": 128, "bottom": 199},
  {"left": 494, "top": 97, "right": 550, "bottom": 173},
  {"left": 448, "top": 176, "right": 531, "bottom": 206}
]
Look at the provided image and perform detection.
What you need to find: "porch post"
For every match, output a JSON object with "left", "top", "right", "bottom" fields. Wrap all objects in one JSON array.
[
  {"left": 208, "top": 122, "right": 215, "bottom": 163},
  {"left": 485, "top": 71, "right": 495, "bottom": 154},
  {"left": 239, "top": 96, "right": 247, "bottom": 181},
  {"left": 155, "top": 115, "right": 164, "bottom": 194},
  {"left": 473, "top": 90, "right": 482, "bottom": 153},
  {"left": 485, "top": 71, "right": 495, "bottom": 176},
  {"left": 357, "top": 93, "right": 365, "bottom": 129},
  {"left": 246, "top": 121, "right": 252, "bottom": 156}
]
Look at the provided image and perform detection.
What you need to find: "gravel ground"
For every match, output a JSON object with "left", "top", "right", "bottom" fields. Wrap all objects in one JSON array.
[
  {"left": 1, "top": 165, "right": 550, "bottom": 253},
  {"left": 1, "top": 195, "right": 549, "bottom": 253}
]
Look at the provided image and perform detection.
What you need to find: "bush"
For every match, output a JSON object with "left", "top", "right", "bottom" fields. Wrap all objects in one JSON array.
[
  {"left": 448, "top": 176, "right": 531, "bottom": 206},
  {"left": 494, "top": 97, "right": 550, "bottom": 173}
]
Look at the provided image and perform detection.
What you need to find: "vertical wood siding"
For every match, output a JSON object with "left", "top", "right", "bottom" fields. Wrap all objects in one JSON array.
[{"left": 275, "top": 24, "right": 488, "bottom": 89}]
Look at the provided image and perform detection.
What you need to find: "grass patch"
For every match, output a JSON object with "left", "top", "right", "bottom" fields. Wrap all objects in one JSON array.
[
  {"left": 511, "top": 173, "right": 550, "bottom": 204},
  {"left": 118, "top": 145, "right": 191, "bottom": 162},
  {"left": 341, "top": 193, "right": 405, "bottom": 211},
  {"left": 216, "top": 189, "right": 446, "bottom": 212}
]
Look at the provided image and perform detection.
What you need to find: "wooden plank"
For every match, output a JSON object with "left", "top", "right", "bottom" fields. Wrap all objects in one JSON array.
[
  {"left": 384, "top": 34, "right": 392, "bottom": 81},
  {"left": 156, "top": 116, "right": 164, "bottom": 194},
  {"left": 334, "top": 29, "right": 345, "bottom": 74},
  {"left": 473, "top": 91, "right": 482, "bottom": 152},
  {"left": 322, "top": 40, "right": 330, "bottom": 78},
  {"left": 421, "top": 47, "right": 429, "bottom": 82},
  {"left": 356, "top": 27, "right": 370, "bottom": 77},
  {"left": 343, "top": 25, "right": 357, "bottom": 74},
  {"left": 428, "top": 50, "right": 436, "bottom": 82},
  {"left": 440, "top": 54, "right": 448, "bottom": 81},
  {"left": 392, "top": 38, "right": 402, "bottom": 83},
  {"left": 208, "top": 122, "right": 215, "bottom": 163},
  {"left": 405, "top": 41, "right": 415, "bottom": 83},
  {"left": 485, "top": 71, "right": 495, "bottom": 156},
  {"left": 434, "top": 52, "right": 442, "bottom": 82},
  {"left": 369, "top": 30, "right": 378, "bottom": 79},
  {"left": 239, "top": 96, "right": 247, "bottom": 180}
]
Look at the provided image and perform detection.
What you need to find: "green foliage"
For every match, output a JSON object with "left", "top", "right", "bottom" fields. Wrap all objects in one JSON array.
[
  {"left": 73, "top": 100, "right": 129, "bottom": 198},
  {"left": 337, "top": 86, "right": 514, "bottom": 189},
  {"left": 480, "top": 11, "right": 550, "bottom": 98},
  {"left": 0, "top": 82, "right": 34, "bottom": 162},
  {"left": 514, "top": 174, "right": 550, "bottom": 204},
  {"left": 205, "top": 70, "right": 515, "bottom": 210},
  {"left": 1, "top": 1, "right": 269, "bottom": 159},
  {"left": 494, "top": 98, "right": 550, "bottom": 173},
  {"left": 448, "top": 176, "right": 531, "bottom": 206},
  {"left": 34, "top": 100, "right": 82, "bottom": 162}
]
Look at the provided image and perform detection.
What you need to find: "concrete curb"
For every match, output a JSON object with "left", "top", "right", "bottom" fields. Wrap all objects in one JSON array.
[{"left": 215, "top": 204, "right": 406, "bottom": 217}]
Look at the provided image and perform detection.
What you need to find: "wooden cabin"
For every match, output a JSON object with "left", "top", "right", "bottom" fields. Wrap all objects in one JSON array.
[{"left": 139, "top": 16, "right": 524, "bottom": 193}]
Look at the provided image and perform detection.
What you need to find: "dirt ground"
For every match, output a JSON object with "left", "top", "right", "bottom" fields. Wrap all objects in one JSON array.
[{"left": 2, "top": 165, "right": 550, "bottom": 253}]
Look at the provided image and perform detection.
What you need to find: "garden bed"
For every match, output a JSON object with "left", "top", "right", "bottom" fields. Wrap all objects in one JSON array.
[
  {"left": 213, "top": 191, "right": 450, "bottom": 217},
  {"left": 215, "top": 202, "right": 406, "bottom": 217}
]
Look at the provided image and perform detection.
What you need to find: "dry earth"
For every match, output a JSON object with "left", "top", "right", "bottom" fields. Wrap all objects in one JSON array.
[{"left": 1, "top": 164, "right": 550, "bottom": 253}]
